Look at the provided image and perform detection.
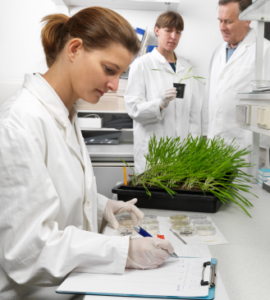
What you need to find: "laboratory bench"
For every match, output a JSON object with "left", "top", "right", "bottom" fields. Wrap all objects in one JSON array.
[
  {"left": 134, "top": 185, "right": 270, "bottom": 300},
  {"left": 83, "top": 184, "right": 270, "bottom": 300}
]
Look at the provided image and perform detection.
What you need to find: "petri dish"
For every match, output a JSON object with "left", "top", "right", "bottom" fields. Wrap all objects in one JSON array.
[
  {"left": 119, "top": 220, "right": 133, "bottom": 227},
  {"left": 116, "top": 213, "right": 132, "bottom": 221},
  {"left": 172, "top": 221, "right": 190, "bottom": 230},
  {"left": 189, "top": 214, "right": 207, "bottom": 220},
  {"left": 170, "top": 214, "right": 188, "bottom": 222},
  {"left": 148, "top": 225, "right": 160, "bottom": 235},
  {"left": 193, "top": 219, "right": 212, "bottom": 226},
  {"left": 177, "top": 224, "right": 196, "bottom": 237},
  {"left": 250, "top": 80, "right": 270, "bottom": 90},
  {"left": 144, "top": 214, "right": 157, "bottom": 219},
  {"left": 140, "top": 218, "right": 159, "bottom": 225},
  {"left": 196, "top": 225, "right": 216, "bottom": 236},
  {"left": 117, "top": 226, "right": 133, "bottom": 236}
]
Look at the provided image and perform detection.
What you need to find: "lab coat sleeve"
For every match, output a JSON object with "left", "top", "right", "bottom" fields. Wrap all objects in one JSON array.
[
  {"left": 0, "top": 126, "right": 129, "bottom": 286},
  {"left": 125, "top": 60, "right": 164, "bottom": 124},
  {"left": 188, "top": 77, "right": 202, "bottom": 136},
  {"left": 97, "top": 192, "right": 108, "bottom": 231}
]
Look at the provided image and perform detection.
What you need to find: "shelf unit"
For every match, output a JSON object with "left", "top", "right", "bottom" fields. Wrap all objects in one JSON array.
[
  {"left": 51, "top": 0, "right": 180, "bottom": 11},
  {"left": 237, "top": 0, "right": 270, "bottom": 180},
  {"left": 79, "top": 109, "right": 134, "bottom": 198}
]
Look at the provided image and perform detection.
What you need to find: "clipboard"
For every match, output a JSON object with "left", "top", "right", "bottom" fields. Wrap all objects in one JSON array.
[{"left": 56, "top": 258, "right": 217, "bottom": 299}]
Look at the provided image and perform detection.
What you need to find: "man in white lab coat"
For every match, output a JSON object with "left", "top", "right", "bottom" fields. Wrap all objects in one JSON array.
[{"left": 202, "top": 0, "right": 270, "bottom": 155}]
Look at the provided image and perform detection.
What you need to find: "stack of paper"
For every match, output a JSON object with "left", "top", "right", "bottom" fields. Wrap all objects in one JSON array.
[
  {"left": 75, "top": 79, "right": 128, "bottom": 112},
  {"left": 117, "top": 78, "right": 128, "bottom": 111},
  {"left": 75, "top": 96, "right": 118, "bottom": 111},
  {"left": 258, "top": 168, "right": 270, "bottom": 186},
  {"left": 117, "top": 79, "right": 128, "bottom": 97},
  {"left": 118, "top": 97, "right": 126, "bottom": 111}
]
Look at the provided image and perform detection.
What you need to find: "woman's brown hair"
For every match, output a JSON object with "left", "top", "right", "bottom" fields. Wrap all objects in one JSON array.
[
  {"left": 41, "top": 7, "right": 141, "bottom": 68},
  {"left": 155, "top": 11, "right": 184, "bottom": 32}
]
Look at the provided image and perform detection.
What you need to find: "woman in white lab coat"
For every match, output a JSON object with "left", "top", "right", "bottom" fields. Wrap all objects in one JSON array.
[
  {"left": 125, "top": 11, "right": 201, "bottom": 174},
  {"left": 0, "top": 7, "right": 174, "bottom": 299}
]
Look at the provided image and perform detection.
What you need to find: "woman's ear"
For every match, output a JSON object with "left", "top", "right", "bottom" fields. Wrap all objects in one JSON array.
[
  {"left": 154, "top": 26, "right": 159, "bottom": 37},
  {"left": 67, "top": 38, "right": 84, "bottom": 62}
]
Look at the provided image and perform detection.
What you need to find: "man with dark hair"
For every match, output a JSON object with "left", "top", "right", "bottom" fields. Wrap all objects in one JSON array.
[{"left": 202, "top": 0, "right": 270, "bottom": 168}]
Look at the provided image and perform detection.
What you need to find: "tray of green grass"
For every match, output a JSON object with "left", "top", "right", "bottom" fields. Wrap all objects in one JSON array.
[{"left": 113, "top": 135, "right": 256, "bottom": 216}]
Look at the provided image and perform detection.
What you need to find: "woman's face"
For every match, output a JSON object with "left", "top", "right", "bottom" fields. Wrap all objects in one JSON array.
[
  {"left": 69, "top": 42, "right": 134, "bottom": 104},
  {"left": 155, "top": 27, "right": 181, "bottom": 52}
]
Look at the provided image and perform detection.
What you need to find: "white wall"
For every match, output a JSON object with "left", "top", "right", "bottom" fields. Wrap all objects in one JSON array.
[
  {"left": 0, "top": 0, "right": 68, "bottom": 105},
  {"left": 71, "top": 0, "right": 223, "bottom": 80},
  {"left": 0, "top": 0, "right": 68, "bottom": 81},
  {"left": 0, "top": 0, "right": 236, "bottom": 104}
]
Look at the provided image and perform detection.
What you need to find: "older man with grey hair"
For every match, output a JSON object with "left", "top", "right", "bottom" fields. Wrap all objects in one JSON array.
[{"left": 202, "top": 0, "right": 270, "bottom": 169}]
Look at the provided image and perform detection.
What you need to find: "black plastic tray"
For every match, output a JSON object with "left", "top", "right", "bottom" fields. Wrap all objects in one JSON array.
[
  {"left": 112, "top": 183, "right": 222, "bottom": 213},
  {"left": 263, "top": 182, "right": 270, "bottom": 193}
]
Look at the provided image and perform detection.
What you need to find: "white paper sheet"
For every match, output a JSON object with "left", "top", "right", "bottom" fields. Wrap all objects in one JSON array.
[
  {"left": 158, "top": 216, "right": 228, "bottom": 245},
  {"left": 57, "top": 257, "right": 211, "bottom": 298}
]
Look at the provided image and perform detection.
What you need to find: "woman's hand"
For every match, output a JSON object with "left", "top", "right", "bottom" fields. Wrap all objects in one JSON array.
[
  {"left": 103, "top": 198, "right": 144, "bottom": 229},
  {"left": 126, "top": 237, "right": 174, "bottom": 269},
  {"left": 160, "top": 87, "right": 177, "bottom": 109}
]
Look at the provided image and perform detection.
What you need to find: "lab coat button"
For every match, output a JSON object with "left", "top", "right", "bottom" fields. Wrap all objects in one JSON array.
[{"left": 86, "top": 201, "right": 90, "bottom": 207}]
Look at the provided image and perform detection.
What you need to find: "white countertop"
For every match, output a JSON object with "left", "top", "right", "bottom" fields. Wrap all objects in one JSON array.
[
  {"left": 81, "top": 184, "right": 270, "bottom": 300},
  {"left": 132, "top": 184, "right": 270, "bottom": 300}
]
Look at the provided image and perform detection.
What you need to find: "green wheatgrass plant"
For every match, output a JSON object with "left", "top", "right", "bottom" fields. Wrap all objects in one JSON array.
[{"left": 122, "top": 135, "right": 256, "bottom": 217}]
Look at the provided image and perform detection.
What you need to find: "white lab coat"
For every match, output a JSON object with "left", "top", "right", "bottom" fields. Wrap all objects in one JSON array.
[
  {"left": 125, "top": 48, "right": 201, "bottom": 173},
  {"left": 202, "top": 28, "right": 270, "bottom": 151},
  {"left": 0, "top": 73, "right": 129, "bottom": 299}
]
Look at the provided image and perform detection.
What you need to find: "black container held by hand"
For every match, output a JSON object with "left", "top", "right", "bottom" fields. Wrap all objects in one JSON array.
[{"left": 173, "top": 83, "right": 185, "bottom": 98}]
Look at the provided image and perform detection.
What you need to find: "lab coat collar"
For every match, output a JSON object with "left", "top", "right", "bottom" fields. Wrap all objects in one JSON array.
[
  {"left": 221, "top": 28, "right": 256, "bottom": 67},
  {"left": 23, "top": 73, "right": 70, "bottom": 128},
  {"left": 23, "top": 73, "right": 85, "bottom": 167},
  {"left": 151, "top": 48, "right": 184, "bottom": 74}
]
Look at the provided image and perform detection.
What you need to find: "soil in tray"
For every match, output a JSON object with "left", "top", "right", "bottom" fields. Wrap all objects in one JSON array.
[{"left": 127, "top": 182, "right": 203, "bottom": 191}]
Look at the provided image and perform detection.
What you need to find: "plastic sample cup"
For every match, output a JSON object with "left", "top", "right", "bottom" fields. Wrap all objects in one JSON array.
[{"left": 196, "top": 225, "right": 216, "bottom": 236}]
